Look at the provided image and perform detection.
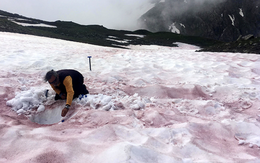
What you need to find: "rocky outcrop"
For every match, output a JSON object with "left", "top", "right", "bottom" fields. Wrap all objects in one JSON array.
[
  {"left": 199, "top": 35, "right": 260, "bottom": 54},
  {"left": 139, "top": 0, "right": 260, "bottom": 42}
]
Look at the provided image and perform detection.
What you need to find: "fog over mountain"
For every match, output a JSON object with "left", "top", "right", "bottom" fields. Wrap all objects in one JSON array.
[
  {"left": 0, "top": 0, "right": 155, "bottom": 30},
  {"left": 139, "top": 0, "right": 260, "bottom": 41}
]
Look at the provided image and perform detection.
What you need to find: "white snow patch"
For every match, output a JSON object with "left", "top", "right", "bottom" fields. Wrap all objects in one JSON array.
[
  {"left": 6, "top": 86, "right": 147, "bottom": 124},
  {"left": 125, "top": 34, "right": 145, "bottom": 38},
  {"left": 239, "top": 8, "right": 244, "bottom": 17},
  {"left": 10, "top": 20, "right": 57, "bottom": 28},
  {"left": 6, "top": 87, "right": 48, "bottom": 113},
  {"left": 228, "top": 14, "right": 235, "bottom": 26},
  {"left": 169, "top": 22, "right": 180, "bottom": 34},
  {"left": 106, "top": 38, "right": 129, "bottom": 43}
]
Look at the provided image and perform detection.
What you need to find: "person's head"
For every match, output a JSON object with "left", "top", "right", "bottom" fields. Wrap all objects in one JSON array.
[{"left": 44, "top": 70, "right": 59, "bottom": 86}]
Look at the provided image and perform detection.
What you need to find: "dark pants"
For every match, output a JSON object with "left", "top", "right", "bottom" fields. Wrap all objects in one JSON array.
[{"left": 55, "top": 84, "right": 89, "bottom": 100}]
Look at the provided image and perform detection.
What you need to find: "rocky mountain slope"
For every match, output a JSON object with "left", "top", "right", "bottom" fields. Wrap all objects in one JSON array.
[
  {"left": 0, "top": 10, "right": 219, "bottom": 48},
  {"left": 139, "top": 0, "right": 260, "bottom": 42}
]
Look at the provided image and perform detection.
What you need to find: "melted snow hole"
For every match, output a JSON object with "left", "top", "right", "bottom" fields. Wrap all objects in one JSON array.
[
  {"left": 29, "top": 106, "right": 63, "bottom": 125},
  {"left": 5, "top": 88, "right": 64, "bottom": 125}
]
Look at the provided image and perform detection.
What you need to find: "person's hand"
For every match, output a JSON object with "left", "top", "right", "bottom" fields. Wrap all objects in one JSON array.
[
  {"left": 60, "top": 93, "right": 66, "bottom": 99},
  {"left": 61, "top": 108, "right": 69, "bottom": 117}
]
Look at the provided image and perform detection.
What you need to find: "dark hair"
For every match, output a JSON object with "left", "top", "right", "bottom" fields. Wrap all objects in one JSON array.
[{"left": 44, "top": 69, "right": 58, "bottom": 82}]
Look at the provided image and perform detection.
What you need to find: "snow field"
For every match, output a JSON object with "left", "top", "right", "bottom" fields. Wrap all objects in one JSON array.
[{"left": 1, "top": 32, "right": 260, "bottom": 162}]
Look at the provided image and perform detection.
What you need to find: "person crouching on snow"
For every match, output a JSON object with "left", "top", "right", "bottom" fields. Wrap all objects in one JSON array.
[{"left": 44, "top": 69, "right": 89, "bottom": 117}]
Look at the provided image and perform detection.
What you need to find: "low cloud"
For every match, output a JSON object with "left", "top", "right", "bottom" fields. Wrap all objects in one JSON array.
[
  {"left": 1, "top": 0, "right": 155, "bottom": 30},
  {"left": 0, "top": 0, "right": 227, "bottom": 30}
]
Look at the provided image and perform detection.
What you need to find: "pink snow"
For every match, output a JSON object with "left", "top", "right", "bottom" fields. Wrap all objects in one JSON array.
[{"left": 1, "top": 32, "right": 260, "bottom": 163}]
